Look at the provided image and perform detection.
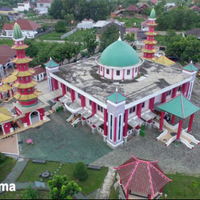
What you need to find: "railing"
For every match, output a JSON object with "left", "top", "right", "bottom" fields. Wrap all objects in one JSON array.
[
  {"left": 164, "top": 119, "right": 179, "bottom": 131},
  {"left": 66, "top": 114, "right": 74, "bottom": 123},
  {"left": 182, "top": 130, "right": 200, "bottom": 145},
  {"left": 52, "top": 101, "right": 62, "bottom": 111},
  {"left": 180, "top": 137, "right": 194, "bottom": 149},
  {"left": 60, "top": 28, "right": 78, "bottom": 39},
  {"left": 165, "top": 136, "right": 176, "bottom": 147},
  {"left": 71, "top": 117, "right": 81, "bottom": 127},
  {"left": 156, "top": 128, "right": 168, "bottom": 141}
]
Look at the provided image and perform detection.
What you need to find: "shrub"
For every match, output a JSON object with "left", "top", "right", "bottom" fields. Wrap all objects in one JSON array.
[
  {"left": 73, "top": 162, "right": 88, "bottom": 181},
  {"left": 0, "top": 152, "right": 6, "bottom": 164}
]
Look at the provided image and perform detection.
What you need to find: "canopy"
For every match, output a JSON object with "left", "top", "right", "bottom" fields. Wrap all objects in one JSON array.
[
  {"left": 115, "top": 155, "right": 172, "bottom": 197},
  {"left": 0, "top": 107, "right": 13, "bottom": 123},
  {"left": 106, "top": 89, "right": 127, "bottom": 104},
  {"left": 2, "top": 75, "right": 17, "bottom": 83},
  {"left": 156, "top": 93, "right": 200, "bottom": 119}
]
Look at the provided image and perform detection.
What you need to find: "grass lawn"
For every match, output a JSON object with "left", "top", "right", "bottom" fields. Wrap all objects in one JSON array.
[
  {"left": 17, "top": 161, "right": 108, "bottom": 196},
  {"left": 161, "top": 173, "right": 200, "bottom": 199},
  {"left": 65, "top": 29, "right": 96, "bottom": 43},
  {"left": 0, "top": 157, "right": 16, "bottom": 182},
  {"left": 114, "top": 17, "right": 144, "bottom": 28},
  {"left": 0, "top": 190, "right": 49, "bottom": 199},
  {"left": 38, "top": 31, "right": 67, "bottom": 40}
]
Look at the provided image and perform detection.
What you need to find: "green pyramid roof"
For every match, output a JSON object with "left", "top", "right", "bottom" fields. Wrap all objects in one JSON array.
[
  {"left": 44, "top": 58, "right": 59, "bottom": 68},
  {"left": 100, "top": 38, "right": 140, "bottom": 67},
  {"left": 157, "top": 94, "right": 200, "bottom": 119},
  {"left": 183, "top": 62, "right": 199, "bottom": 72},
  {"left": 13, "top": 23, "right": 23, "bottom": 39},
  {"left": 106, "top": 90, "right": 127, "bottom": 104},
  {"left": 149, "top": 8, "right": 156, "bottom": 19}
]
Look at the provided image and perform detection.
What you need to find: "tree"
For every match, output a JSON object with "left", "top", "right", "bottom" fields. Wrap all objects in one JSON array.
[
  {"left": 73, "top": 162, "right": 88, "bottom": 181},
  {"left": 55, "top": 20, "right": 66, "bottom": 33},
  {"left": 84, "top": 32, "right": 98, "bottom": 56},
  {"left": 20, "top": 185, "right": 38, "bottom": 199},
  {"left": 49, "top": 0, "right": 63, "bottom": 19},
  {"left": 125, "top": 33, "right": 135, "bottom": 43},
  {"left": 48, "top": 175, "right": 82, "bottom": 199},
  {"left": 100, "top": 25, "right": 119, "bottom": 51}
]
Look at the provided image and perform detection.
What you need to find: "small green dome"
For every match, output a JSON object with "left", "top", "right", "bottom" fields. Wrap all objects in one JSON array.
[
  {"left": 100, "top": 39, "right": 140, "bottom": 67},
  {"left": 149, "top": 8, "right": 156, "bottom": 19},
  {"left": 13, "top": 23, "right": 23, "bottom": 39}
]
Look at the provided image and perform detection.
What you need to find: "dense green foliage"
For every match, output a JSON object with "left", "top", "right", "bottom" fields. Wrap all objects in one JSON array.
[
  {"left": 55, "top": 20, "right": 66, "bottom": 33},
  {"left": 0, "top": 152, "right": 6, "bottom": 164},
  {"left": 84, "top": 31, "right": 98, "bottom": 55},
  {"left": 20, "top": 185, "right": 39, "bottom": 199},
  {"left": 23, "top": 40, "right": 81, "bottom": 66},
  {"left": 0, "top": 0, "right": 24, "bottom": 8},
  {"left": 100, "top": 25, "right": 119, "bottom": 51},
  {"left": 157, "top": 6, "right": 200, "bottom": 31},
  {"left": 48, "top": 175, "right": 81, "bottom": 199},
  {"left": 165, "top": 30, "right": 200, "bottom": 62},
  {"left": 73, "top": 162, "right": 88, "bottom": 182}
]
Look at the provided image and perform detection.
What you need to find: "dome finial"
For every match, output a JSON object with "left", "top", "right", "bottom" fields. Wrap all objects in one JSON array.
[
  {"left": 13, "top": 23, "right": 23, "bottom": 40},
  {"left": 149, "top": 8, "right": 156, "bottom": 19},
  {"left": 118, "top": 31, "right": 122, "bottom": 41}
]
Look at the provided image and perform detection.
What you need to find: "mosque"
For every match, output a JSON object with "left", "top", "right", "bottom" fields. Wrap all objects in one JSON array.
[{"left": 0, "top": 9, "right": 199, "bottom": 150}]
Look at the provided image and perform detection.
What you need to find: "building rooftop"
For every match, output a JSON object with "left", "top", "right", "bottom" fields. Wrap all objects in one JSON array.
[
  {"left": 0, "top": 45, "right": 16, "bottom": 65},
  {"left": 53, "top": 55, "right": 191, "bottom": 105}
]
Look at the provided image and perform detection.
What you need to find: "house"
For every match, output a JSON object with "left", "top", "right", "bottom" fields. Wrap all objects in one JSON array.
[
  {"left": 33, "top": 66, "right": 46, "bottom": 82},
  {"left": 151, "top": 0, "right": 158, "bottom": 5},
  {"left": 190, "top": 5, "right": 200, "bottom": 12},
  {"left": 141, "top": 19, "right": 149, "bottom": 31},
  {"left": 13, "top": 2, "right": 30, "bottom": 12},
  {"left": 186, "top": 28, "right": 200, "bottom": 39},
  {"left": 110, "top": 5, "right": 125, "bottom": 18},
  {"left": 0, "top": 7, "right": 17, "bottom": 15},
  {"left": 3, "top": 19, "right": 42, "bottom": 39},
  {"left": 126, "top": 5, "right": 138, "bottom": 14},
  {"left": 0, "top": 45, "right": 16, "bottom": 78},
  {"left": 36, "top": 0, "right": 53, "bottom": 9},
  {"left": 94, "top": 19, "right": 125, "bottom": 29},
  {"left": 77, "top": 19, "right": 94, "bottom": 30},
  {"left": 137, "top": 3, "right": 150, "bottom": 14}
]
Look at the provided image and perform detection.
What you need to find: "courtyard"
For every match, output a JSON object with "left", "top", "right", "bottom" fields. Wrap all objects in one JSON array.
[{"left": 18, "top": 110, "right": 112, "bottom": 164}]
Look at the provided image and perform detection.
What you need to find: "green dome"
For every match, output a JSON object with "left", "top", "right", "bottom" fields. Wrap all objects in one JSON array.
[
  {"left": 149, "top": 8, "right": 156, "bottom": 19},
  {"left": 13, "top": 23, "right": 23, "bottom": 39},
  {"left": 100, "top": 39, "right": 140, "bottom": 67}
]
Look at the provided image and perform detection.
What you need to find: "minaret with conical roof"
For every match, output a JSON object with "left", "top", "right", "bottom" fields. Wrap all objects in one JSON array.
[
  {"left": 11, "top": 23, "right": 40, "bottom": 107},
  {"left": 142, "top": 8, "right": 158, "bottom": 59}
]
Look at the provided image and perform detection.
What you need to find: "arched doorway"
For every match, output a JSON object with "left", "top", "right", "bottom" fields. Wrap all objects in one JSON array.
[{"left": 30, "top": 111, "right": 40, "bottom": 125}]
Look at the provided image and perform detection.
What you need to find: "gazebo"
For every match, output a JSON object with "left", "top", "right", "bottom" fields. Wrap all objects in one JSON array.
[
  {"left": 0, "top": 84, "right": 12, "bottom": 100},
  {"left": 156, "top": 93, "right": 200, "bottom": 146},
  {"left": 115, "top": 155, "right": 172, "bottom": 199}
]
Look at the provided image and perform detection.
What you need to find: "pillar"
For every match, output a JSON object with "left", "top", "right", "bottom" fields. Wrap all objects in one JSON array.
[
  {"left": 171, "top": 87, "right": 177, "bottom": 98},
  {"left": 61, "top": 84, "right": 66, "bottom": 96},
  {"left": 11, "top": 89, "right": 14, "bottom": 96},
  {"left": 70, "top": 89, "right": 75, "bottom": 102},
  {"left": 126, "top": 190, "right": 129, "bottom": 199},
  {"left": 182, "top": 83, "right": 187, "bottom": 95},
  {"left": 160, "top": 187, "right": 163, "bottom": 195},
  {"left": 176, "top": 120, "right": 183, "bottom": 141},
  {"left": 104, "top": 108, "right": 108, "bottom": 136},
  {"left": 159, "top": 112, "right": 164, "bottom": 132},
  {"left": 103, "top": 67, "right": 105, "bottom": 77},
  {"left": 81, "top": 95, "right": 85, "bottom": 108},
  {"left": 148, "top": 194, "right": 151, "bottom": 200},
  {"left": 136, "top": 103, "right": 142, "bottom": 118},
  {"left": 92, "top": 101, "right": 96, "bottom": 116},
  {"left": 0, "top": 93, "right": 3, "bottom": 99},
  {"left": 54, "top": 79, "right": 58, "bottom": 90},
  {"left": 187, "top": 113, "right": 195, "bottom": 133},
  {"left": 111, "top": 69, "right": 113, "bottom": 80},
  {"left": 149, "top": 97, "right": 155, "bottom": 112},
  {"left": 171, "top": 115, "right": 175, "bottom": 124},
  {"left": 123, "top": 109, "right": 129, "bottom": 137},
  {"left": 123, "top": 69, "right": 125, "bottom": 80},
  {"left": 114, "top": 117, "right": 117, "bottom": 142},
  {"left": 132, "top": 68, "right": 134, "bottom": 78},
  {"left": 161, "top": 92, "right": 167, "bottom": 103},
  {"left": 186, "top": 82, "right": 190, "bottom": 97}
]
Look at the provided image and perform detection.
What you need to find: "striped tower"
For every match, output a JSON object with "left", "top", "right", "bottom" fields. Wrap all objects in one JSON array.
[
  {"left": 11, "top": 23, "right": 40, "bottom": 107},
  {"left": 142, "top": 9, "right": 158, "bottom": 59}
]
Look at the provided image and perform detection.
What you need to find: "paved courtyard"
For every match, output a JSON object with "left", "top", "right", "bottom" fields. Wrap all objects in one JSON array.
[
  {"left": 91, "top": 79, "right": 200, "bottom": 175},
  {"left": 18, "top": 111, "right": 112, "bottom": 164}
]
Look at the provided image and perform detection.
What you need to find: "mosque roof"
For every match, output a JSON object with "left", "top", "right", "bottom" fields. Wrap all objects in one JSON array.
[
  {"left": 149, "top": 8, "right": 156, "bottom": 19},
  {"left": 99, "top": 38, "right": 140, "bottom": 67},
  {"left": 13, "top": 23, "right": 23, "bottom": 40}
]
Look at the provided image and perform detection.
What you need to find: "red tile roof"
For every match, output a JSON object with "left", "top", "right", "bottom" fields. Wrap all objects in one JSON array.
[
  {"left": 33, "top": 66, "right": 45, "bottom": 75},
  {"left": 3, "top": 19, "right": 42, "bottom": 31},
  {"left": 115, "top": 155, "right": 172, "bottom": 197},
  {"left": 190, "top": 5, "right": 200, "bottom": 12},
  {"left": 0, "top": 45, "right": 16, "bottom": 65},
  {"left": 141, "top": 20, "right": 150, "bottom": 26},
  {"left": 151, "top": 0, "right": 158, "bottom": 4},
  {"left": 126, "top": 5, "right": 138, "bottom": 11}
]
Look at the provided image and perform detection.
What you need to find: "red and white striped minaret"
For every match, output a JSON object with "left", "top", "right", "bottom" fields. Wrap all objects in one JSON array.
[
  {"left": 142, "top": 8, "right": 158, "bottom": 59},
  {"left": 12, "top": 23, "right": 40, "bottom": 107}
]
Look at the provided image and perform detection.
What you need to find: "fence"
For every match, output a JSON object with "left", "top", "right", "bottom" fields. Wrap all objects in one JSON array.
[{"left": 60, "top": 28, "right": 78, "bottom": 40}]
